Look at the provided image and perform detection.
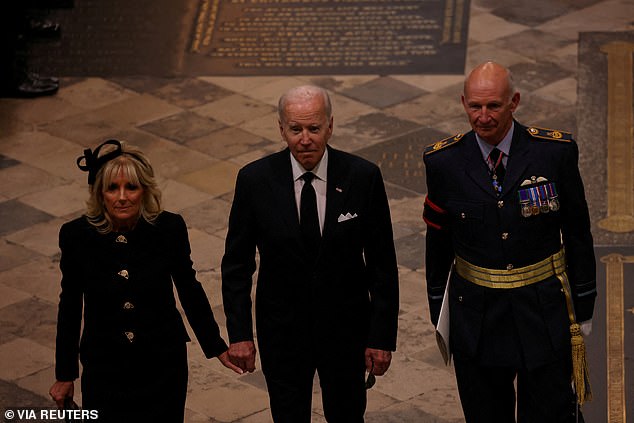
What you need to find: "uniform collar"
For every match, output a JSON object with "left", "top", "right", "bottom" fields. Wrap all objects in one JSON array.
[{"left": 475, "top": 120, "right": 514, "bottom": 162}]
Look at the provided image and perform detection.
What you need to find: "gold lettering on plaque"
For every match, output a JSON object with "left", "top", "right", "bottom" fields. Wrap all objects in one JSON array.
[
  {"left": 600, "top": 253, "right": 633, "bottom": 423},
  {"left": 204, "top": 0, "right": 221, "bottom": 47},
  {"left": 453, "top": 0, "right": 464, "bottom": 43},
  {"left": 191, "top": 0, "right": 220, "bottom": 52},
  {"left": 598, "top": 42, "right": 634, "bottom": 233},
  {"left": 441, "top": 0, "right": 464, "bottom": 44},
  {"left": 191, "top": 0, "right": 209, "bottom": 52},
  {"left": 441, "top": 0, "right": 454, "bottom": 44}
]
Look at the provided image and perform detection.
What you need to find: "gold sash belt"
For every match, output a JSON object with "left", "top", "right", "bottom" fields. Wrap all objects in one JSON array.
[
  {"left": 455, "top": 249, "right": 565, "bottom": 288},
  {"left": 455, "top": 248, "right": 592, "bottom": 404}
]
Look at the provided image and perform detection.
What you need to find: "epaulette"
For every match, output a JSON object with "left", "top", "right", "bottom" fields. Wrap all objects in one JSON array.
[
  {"left": 423, "top": 133, "right": 464, "bottom": 156},
  {"left": 526, "top": 126, "right": 572, "bottom": 142}
]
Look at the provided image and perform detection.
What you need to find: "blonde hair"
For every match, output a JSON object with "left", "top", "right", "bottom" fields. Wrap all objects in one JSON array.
[{"left": 85, "top": 142, "right": 162, "bottom": 233}]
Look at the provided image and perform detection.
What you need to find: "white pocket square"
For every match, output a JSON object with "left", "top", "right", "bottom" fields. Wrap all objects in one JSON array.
[{"left": 337, "top": 212, "right": 358, "bottom": 223}]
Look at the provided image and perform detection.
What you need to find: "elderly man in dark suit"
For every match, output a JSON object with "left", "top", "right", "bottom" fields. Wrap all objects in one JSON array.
[
  {"left": 423, "top": 62, "right": 596, "bottom": 422},
  {"left": 221, "top": 85, "right": 399, "bottom": 423}
]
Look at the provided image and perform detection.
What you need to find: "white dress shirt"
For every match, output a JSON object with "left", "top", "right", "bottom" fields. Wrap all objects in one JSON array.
[{"left": 290, "top": 149, "right": 328, "bottom": 234}]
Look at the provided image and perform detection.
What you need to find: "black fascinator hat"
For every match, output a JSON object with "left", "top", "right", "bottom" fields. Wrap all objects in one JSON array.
[{"left": 76, "top": 139, "right": 124, "bottom": 185}]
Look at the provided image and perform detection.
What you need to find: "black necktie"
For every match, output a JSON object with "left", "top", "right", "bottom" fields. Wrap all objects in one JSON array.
[
  {"left": 300, "top": 172, "right": 320, "bottom": 254},
  {"left": 488, "top": 148, "right": 505, "bottom": 194}
]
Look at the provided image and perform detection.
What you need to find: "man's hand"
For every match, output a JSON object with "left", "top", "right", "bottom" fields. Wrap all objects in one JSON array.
[
  {"left": 365, "top": 348, "right": 392, "bottom": 376},
  {"left": 49, "top": 380, "right": 74, "bottom": 409},
  {"left": 217, "top": 351, "right": 244, "bottom": 374},
  {"left": 228, "top": 341, "right": 257, "bottom": 373}
]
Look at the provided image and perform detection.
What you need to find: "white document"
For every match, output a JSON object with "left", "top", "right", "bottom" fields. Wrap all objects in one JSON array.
[{"left": 435, "top": 271, "right": 451, "bottom": 365}]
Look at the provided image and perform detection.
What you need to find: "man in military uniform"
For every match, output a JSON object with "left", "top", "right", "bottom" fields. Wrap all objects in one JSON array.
[{"left": 422, "top": 61, "right": 596, "bottom": 422}]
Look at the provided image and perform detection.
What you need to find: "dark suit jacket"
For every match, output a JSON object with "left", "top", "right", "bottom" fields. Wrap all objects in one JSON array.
[
  {"left": 221, "top": 146, "right": 399, "bottom": 365},
  {"left": 423, "top": 122, "right": 596, "bottom": 369},
  {"left": 55, "top": 212, "right": 227, "bottom": 381}
]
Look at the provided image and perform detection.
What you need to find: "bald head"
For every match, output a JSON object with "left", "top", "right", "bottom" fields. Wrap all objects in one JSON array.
[
  {"left": 461, "top": 62, "right": 520, "bottom": 145},
  {"left": 464, "top": 62, "right": 515, "bottom": 101}
]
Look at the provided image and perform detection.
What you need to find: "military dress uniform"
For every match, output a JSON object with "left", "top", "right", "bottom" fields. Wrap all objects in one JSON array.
[
  {"left": 55, "top": 211, "right": 227, "bottom": 422},
  {"left": 422, "top": 122, "right": 596, "bottom": 422}
]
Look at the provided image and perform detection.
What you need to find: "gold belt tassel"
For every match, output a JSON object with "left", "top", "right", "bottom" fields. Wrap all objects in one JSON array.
[
  {"left": 557, "top": 272, "right": 592, "bottom": 405},
  {"left": 455, "top": 249, "right": 592, "bottom": 404}
]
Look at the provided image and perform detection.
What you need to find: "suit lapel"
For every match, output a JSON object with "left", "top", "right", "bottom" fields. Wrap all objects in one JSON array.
[
  {"left": 462, "top": 125, "right": 532, "bottom": 199},
  {"left": 277, "top": 147, "right": 354, "bottom": 255},
  {"left": 462, "top": 133, "right": 498, "bottom": 198},
  {"left": 501, "top": 122, "right": 530, "bottom": 197},
  {"left": 322, "top": 147, "right": 347, "bottom": 242},
  {"left": 269, "top": 149, "right": 302, "bottom": 236}
]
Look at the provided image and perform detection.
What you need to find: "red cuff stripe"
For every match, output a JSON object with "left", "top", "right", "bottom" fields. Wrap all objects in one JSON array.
[
  {"left": 423, "top": 215, "right": 443, "bottom": 230},
  {"left": 424, "top": 195, "right": 446, "bottom": 214}
]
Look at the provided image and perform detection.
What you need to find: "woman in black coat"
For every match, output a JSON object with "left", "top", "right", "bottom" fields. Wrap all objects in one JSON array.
[{"left": 49, "top": 139, "right": 241, "bottom": 422}]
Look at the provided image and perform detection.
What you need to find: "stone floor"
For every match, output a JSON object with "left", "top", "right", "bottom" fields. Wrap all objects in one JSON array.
[{"left": 1, "top": 0, "right": 633, "bottom": 422}]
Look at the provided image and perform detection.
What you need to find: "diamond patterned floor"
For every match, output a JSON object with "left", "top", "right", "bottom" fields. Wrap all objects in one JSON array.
[{"left": 1, "top": 0, "right": 633, "bottom": 421}]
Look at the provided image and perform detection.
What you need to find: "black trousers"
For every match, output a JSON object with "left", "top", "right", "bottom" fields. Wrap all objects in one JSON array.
[
  {"left": 262, "top": 346, "right": 367, "bottom": 423},
  {"left": 453, "top": 355, "right": 583, "bottom": 423}
]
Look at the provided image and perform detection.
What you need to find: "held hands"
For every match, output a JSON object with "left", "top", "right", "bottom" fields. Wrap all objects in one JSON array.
[
  {"left": 49, "top": 380, "right": 74, "bottom": 409},
  {"left": 227, "top": 340, "right": 257, "bottom": 374},
  {"left": 217, "top": 351, "right": 244, "bottom": 374},
  {"left": 365, "top": 348, "right": 392, "bottom": 376}
]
